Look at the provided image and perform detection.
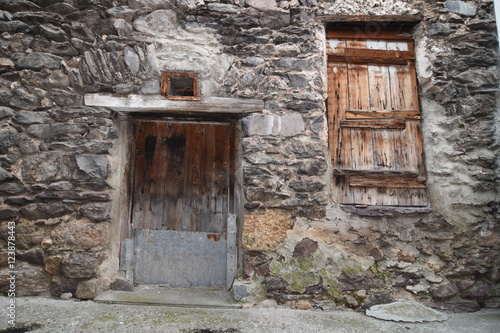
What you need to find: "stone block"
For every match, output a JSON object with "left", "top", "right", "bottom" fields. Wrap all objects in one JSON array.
[
  {"left": 110, "top": 278, "right": 134, "bottom": 292},
  {"left": 20, "top": 203, "right": 71, "bottom": 219},
  {"left": 51, "top": 220, "right": 109, "bottom": 249},
  {"left": 337, "top": 271, "right": 385, "bottom": 291},
  {"left": 73, "top": 154, "right": 110, "bottom": 181},
  {"left": 0, "top": 128, "right": 18, "bottom": 153},
  {"left": 15, "top": 52, "right": 63, "bottom": 70},
  {"left": 76, "top": 278, "right": 110, "bottom": 299},
  {"left": 133, "top": 10, "right": 179, "bottom": 37},
  {"left": 0, "top": 262, "right": 51, "bottom": 296},
  {"left": 79, "top": 202, "right": 111, "bottom": 222},
  {"left": 13, "top": 111, "right": 50, "bottom": 124},
  {"left": 246, "top": 0, "right": 277, "bottom": 12},
  {"left": 292, "top": 238, "right": 319, "bottom": 258},
  {"left": 45, "top": 256, "right": 62, "bottom": 275},
  {"left": 61, "top": 252, "right": 103, "bottom": 279},
  {"left": 446, "top": 1, "right": 477, "bottom": 17},
  {"left": 243, "top": 113, "right": 305, "bottom": 137},
  {"left": 0, "top": 106, "right": 14, "bottom": 119}
]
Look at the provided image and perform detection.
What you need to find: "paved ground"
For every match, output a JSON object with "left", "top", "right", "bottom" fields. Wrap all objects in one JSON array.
[{"left": 1, "top": 296, "right": 499, "bottom": 333}]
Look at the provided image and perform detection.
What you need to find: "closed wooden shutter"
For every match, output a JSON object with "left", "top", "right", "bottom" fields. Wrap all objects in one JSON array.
[{"left": 327, "top": 33, "right": 428, "bottom": 206}]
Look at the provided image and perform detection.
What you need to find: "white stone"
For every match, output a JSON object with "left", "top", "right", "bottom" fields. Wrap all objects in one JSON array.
[
  {"left": 445, "top": 1, "right": 477, "bottom": 17},
  {"left": 246, "top": 0, "right": 277, "bottom": 11},
  {"left": 133, "top": 10, "right": 179, "bottom": 37},
  {"left": 366, "top": 300, "right": 448, "bottom": 322}
]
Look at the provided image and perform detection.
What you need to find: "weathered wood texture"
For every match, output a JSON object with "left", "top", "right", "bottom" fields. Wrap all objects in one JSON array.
[
  {"left": 327, "top": 36, "right": 428, "bottom": 207},
  {"left": 131, "top": 119, "right": 235, "bottom": 232},
  {"left": 84, "top": 94, "right": 265, "bottom": 113}
]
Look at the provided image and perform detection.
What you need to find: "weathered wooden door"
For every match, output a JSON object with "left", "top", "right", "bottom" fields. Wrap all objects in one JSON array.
[
  {"left": 327, "top": 28, "right": 428, "bottom": 206},
  {"left": 128, "top": 119, "right": 236, "bottom": 287}
]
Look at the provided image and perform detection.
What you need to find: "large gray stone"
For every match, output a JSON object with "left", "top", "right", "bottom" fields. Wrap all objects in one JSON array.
[
  {"left": 446, "top": 1, "right": 477, "bottom": 17},
  {"left": 13, "top": 111, "right": 50, "bottom": 124},
  {"left": 259, "top": 11, "right": 290, "bottom": 29},
  {"left": 9, "top": 88, "right": 39, "bottom": 110},
  {"left": 15, "top": 52, "right": 63, "bottom": 70},
  {"left": 106, "top": 6, "right": 137, "bottom": 21},
  {"left": 79, "top": 202, "right": 111, "bottom": 222},
  {"left": 207, "top": 3, "right": 238, "bottom": 13},
  {"left": 0, "top": 166, "right": 14, "bottom": 182},
  {"left": 0, "top": 128, "right": 18, "bottom": 153},
  {"left": 289, "top": 180, "right": 324, "bottom": 192},
  {"left": 0, "top": 106, "right": 14, "bottom": 119},
  {"left": 114, "top": 19, "right": 134, "bottom": 37},
  {"left": 73, "top": 154, "right": 110, "bottom": 180},
  {"left": 20, "top": 203, "right": 71, "bottom": 219},
  {"left": 39, "top": 23, "right": 68, "bottom": 42},
  {"left": 27, "top": 123, "right": 89, "bottom": 139},
  {"left": 62, "top": 252, "right": 103, "bottom": 279},
  {"left": 22, "top": 153, "right": 69, "bottom": 182}
]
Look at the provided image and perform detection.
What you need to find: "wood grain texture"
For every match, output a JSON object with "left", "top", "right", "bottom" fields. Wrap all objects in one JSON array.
[
  {"left": 327, "top": 32, "right": 427, "bottom": 207},
  {"left": 131, "top": 120, "right": 234, "bottom": 233}
]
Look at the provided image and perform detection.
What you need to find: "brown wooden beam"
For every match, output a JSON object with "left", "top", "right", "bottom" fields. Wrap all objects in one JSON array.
[{"left": 333, "top": 169, "right": 419, "bottom": 178}]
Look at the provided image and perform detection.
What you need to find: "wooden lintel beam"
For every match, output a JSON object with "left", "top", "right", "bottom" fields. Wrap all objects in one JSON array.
[{"left": 84, "top": 94, "right": 265, "bottom": 114}]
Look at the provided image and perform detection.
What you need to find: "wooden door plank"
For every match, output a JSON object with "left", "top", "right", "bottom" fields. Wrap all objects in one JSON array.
[{"left": 327, "top": 62, "right": 349, "bottom": 203}]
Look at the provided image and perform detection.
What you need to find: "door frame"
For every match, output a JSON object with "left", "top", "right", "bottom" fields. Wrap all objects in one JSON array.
[{"left": 118, "top": 113, "right": 242, "bottom": 290}]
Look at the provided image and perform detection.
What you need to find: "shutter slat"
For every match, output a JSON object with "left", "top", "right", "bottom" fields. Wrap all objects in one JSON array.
[
  {"left": 349, "top": 177, "right": 426, "bottom": 188},
  {"left": 346, "top": 110, "right": 420, "bottom": 119},
  {"left": 341, "top": 119, "right": 406, "bottom": 129}
]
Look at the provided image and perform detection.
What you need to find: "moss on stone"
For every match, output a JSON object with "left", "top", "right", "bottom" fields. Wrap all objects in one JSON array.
[{"left": 282, "top": 269, "right": 321, "bottom": 293}]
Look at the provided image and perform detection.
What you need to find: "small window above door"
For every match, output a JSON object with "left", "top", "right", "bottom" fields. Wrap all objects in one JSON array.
[{"left": 161, "top": 71, "right": 200, "bottom": 100}]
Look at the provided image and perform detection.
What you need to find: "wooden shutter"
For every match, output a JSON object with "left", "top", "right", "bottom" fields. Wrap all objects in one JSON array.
[{"left": 327, "top": 36, "right": 428, "bottom": 207}]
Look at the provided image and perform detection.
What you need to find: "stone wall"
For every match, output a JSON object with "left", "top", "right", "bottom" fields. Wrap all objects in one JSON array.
[{"left": 0, "top": 0, "right": 498, "bottom": 309}]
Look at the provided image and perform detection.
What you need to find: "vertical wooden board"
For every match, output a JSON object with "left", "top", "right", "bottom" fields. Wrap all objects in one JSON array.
[
  {"left": 347, "top": 64, "right": 370, "bottom": 110},
  {"left": 327, "top": 63, "right": 349, "bottom": 167},
  {"left": 211, "top": 124, "right": 230, "bottom": 233},
  {"left": 368, "top": 65, "right": 390, "bottom": 111},
  {"left": 162, "top": 123, "right": 187, "bottom": 231},
  {"left": 202, "top": 125, "right": 216, "bottom": 233},
  {"left": 327, "top": 62, "right": 349, "bottom": 203},
  {"left": 181, "top": 124, "right": 201, "bottom": 231},
  {"left": 389, "top": 65, "right": 414, "bottom": 110}
]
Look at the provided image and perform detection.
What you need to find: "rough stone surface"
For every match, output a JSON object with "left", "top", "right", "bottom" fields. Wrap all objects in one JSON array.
[
  {"left": 110, "top": 279, "right": 134, "bottom": 292},
  {"left": 0, "top": 0, "right": 498, "bottom": 310}
]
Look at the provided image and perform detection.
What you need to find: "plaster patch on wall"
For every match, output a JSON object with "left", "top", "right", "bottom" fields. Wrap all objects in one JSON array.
[{"left": 243, "top": 209, "right": 294, "bottom": 251}]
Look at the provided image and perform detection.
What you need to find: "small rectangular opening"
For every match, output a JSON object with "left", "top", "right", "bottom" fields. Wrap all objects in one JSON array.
[{"left": 161, "top": 72, "right": 200, "bottom": 100}]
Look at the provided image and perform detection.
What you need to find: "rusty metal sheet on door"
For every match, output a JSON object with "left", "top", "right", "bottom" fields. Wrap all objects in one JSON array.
[{"left": 134, "top": 229, "right": 227, "bottom": 287}]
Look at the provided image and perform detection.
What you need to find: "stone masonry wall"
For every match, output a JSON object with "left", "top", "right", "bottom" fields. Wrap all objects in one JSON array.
[{"left": 0, "top": 0, "right": 498, "bottom": 309}]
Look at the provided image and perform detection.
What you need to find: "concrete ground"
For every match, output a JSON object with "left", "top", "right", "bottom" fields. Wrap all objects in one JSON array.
[{"left": 1, "top": 296, "right": 499, "bottom": 333}]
